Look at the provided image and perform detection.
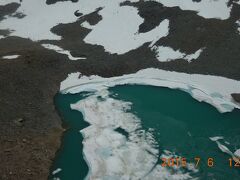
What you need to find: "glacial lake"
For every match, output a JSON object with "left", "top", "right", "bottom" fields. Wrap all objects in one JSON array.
[{"left": 50, "top": 85, "right": 240, "bottom": 180}]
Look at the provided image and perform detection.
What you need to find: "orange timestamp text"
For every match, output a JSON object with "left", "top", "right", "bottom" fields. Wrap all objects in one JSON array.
[{"left": 160, "top": 157, "right": 240, "bottom": 168}]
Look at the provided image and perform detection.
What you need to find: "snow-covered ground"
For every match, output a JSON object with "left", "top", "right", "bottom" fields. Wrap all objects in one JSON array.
[
  {"left": 81, "top": 4, "right": 169, "bottom": 54},
  {"left": 0, "top": 0, "right": 238, "bottom": 58},
  {"left": 61, "top": 68, "right": 240, "bottom": 113}
]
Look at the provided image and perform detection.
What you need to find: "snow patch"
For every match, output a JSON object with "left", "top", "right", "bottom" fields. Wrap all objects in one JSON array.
[
  {"left": 152, "top": 46, "right": 203, "bottom": 62},
  {"left": 42, "top": 44, "right": 86, "bottom": 60},
  {"left": 60, "top": 68, "right": 240, "bottom": 113},
  {"left": 236, "top": 20, "right": 240, "bottom": 34},
  {"left": 2, "top": 55, "right": 20, "bottom": 59}
]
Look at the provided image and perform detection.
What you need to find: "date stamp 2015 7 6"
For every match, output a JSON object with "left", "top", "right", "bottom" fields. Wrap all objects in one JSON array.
[{"left": 160, "top": 157, "right": 240, "bottom": 168}]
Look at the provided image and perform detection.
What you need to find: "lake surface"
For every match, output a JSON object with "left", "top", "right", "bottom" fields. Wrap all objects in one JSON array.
[{"left": 51, "top": 85, "right": 240, "bottom": 180}]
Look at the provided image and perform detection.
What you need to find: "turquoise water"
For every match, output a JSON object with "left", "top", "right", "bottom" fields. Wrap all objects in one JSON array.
[
  {"left": 51, "top": 85, "right": 240, "bottom": 180},
  {"left": 49, "top": 93, "right": 89, "bottom": 180}
]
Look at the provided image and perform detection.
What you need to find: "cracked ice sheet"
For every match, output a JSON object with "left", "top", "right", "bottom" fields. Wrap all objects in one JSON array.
[
  {"left": 151, "top": 0, "right": 232, "bottom": 20},
  {"left": 71, "top": 90, "right": 197, "bottom": 179},
  {"left": 60, "top": 68, "right": 240, "bottom": 113}
]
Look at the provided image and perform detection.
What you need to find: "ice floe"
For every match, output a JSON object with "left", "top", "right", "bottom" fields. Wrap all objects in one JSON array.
[
  {"left": 209, "top": 136, "right": 240, "bottom": 161},
  {"left": 234, "top": 149, "right": 240, "bottom": 157},
  {"left": 209, "top": 136, "right": 224, "bottom": 142},
  {"left": 61, "top": 68, "right": 240, "bottom": 113},
  {"left": 152, "top": 0, "right": 232, "bottom": 20},
  {"left": 71, "top": 90, "right": 198, "bottom": 179},
  {"left": 152, "top": 46, "right": 204, "bottom": 62},
  {"left": 52, "top": 168, "right": 62, "bottom": 175},
  {"left": 41, "top": 44, "right": 86, "bottom": 60},
  {"left": 2, "top": 55, "right": 20, "bottom": 59}
]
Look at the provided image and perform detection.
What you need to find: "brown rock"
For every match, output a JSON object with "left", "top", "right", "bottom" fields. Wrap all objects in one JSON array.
[{"left": 231, "top": 93, "right": 240, "bottom": 103}]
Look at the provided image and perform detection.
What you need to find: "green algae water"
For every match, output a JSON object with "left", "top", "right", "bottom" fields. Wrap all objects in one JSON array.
[{"left": 52, "top": 85, "right": 240, "bottom": 180}]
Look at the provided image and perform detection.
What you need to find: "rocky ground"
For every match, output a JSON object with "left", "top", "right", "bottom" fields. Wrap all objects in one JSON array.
[{"left": 0, "top": 1, "right": 240, "bottom": 179}]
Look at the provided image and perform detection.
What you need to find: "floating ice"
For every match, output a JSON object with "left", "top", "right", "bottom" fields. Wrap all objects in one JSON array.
[
  {"left": 151, "top": 0, "right": 231, "bottom": 20},
  {"left": 60, "top": 68, "right": 240, "bottom": 113},
  {"left": 209, "top": 136, "right": 224, "bottom": 142},
  {"left": 2, "top": 55, "right": 20, "bottom": 59},
  {"left": 152, "top": 46, "right": 204, "bottom": 62},
  {"left": 210, "top": 137, "right": 240, "bottom": 160},
  {"left": 41, "top": 44, "right": 86, "bottom": 60},
  {"left": 234, "top": 149, "right": 240, "bottom": 157},
  {"left": 71, "top": 90, "right": 197, "bottom": 179},
  {"left": 52, "top": 168, "right": 62, "bottom": 175}
]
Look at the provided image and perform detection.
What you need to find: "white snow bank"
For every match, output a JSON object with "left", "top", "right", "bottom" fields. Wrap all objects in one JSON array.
[
  {"left": 152, "top": 0, "right": 231, "bottom": 20},
  {"left": 71, "top": 90, "right": 197, "bottom": 179},
  {"left": 2, "top": 55, "right": 20, "bottom": 59},
  {"left": 152, "top": 46, "right": 203, "bottom": 62},
  {"left": 41, "top": 44, "right": 86, "bottom": 60},
  {"left": 61, "top": 68, "right": 240, "bottom": 113}
]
